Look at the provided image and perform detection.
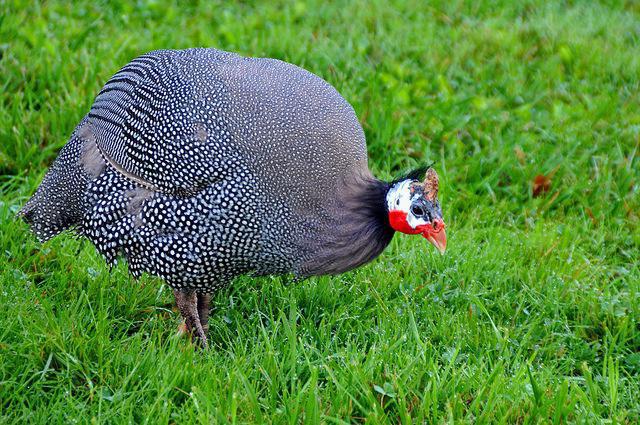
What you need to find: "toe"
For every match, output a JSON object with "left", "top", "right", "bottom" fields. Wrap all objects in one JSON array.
[{"left": 176, "top": 321, "right": 189, "bottom": 337}]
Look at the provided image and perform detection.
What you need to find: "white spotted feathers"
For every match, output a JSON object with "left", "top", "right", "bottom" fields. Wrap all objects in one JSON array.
[{"left": 20, "top": 48, "right": 384, "bottom": 291}]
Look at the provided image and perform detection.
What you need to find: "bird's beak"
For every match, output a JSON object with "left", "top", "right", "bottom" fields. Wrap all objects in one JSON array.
[{"left": 423, "top": 222, "right": 447, "bottom": 255}]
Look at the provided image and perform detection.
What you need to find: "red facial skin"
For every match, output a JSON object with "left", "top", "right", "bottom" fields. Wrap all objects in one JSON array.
[{"left": 388, "top": 210, "right": 447, "bottom": 254}]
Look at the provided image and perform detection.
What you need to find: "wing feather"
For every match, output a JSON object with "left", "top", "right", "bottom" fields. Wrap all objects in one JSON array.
[{"left": 87, "top": 50, "right": 230, "bottom": 195}]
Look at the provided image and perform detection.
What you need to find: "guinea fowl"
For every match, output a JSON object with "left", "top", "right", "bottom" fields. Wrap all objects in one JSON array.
[{"left": 20, "top": 48, "right": 447, "bottom": 345}]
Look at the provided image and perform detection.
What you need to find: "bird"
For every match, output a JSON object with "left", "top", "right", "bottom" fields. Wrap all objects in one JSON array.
[{"left": 19, "top": 48, "right": 447, "bottom": 346}]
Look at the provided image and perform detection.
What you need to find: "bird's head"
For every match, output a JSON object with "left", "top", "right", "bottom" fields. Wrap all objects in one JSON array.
[{"left": 386, "top": 167, "right": 447, "bottom": 254}]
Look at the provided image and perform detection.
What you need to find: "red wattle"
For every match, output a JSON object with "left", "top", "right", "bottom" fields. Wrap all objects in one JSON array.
[{"left": 388, "top": 210, "right": 422, "bottom": 235}]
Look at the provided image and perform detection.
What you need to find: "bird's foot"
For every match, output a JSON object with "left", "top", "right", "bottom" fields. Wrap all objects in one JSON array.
[
  {"left": 197, "top": 293, "right": 212, "bottom": 335},
  {"left": 177, "top": 294, "right": 211, "bottom": 337},
  {"left": 176, "top": 320, "right": 189, "bottom": 337},
  {"left": 173, "top": 289, "right": 208, "bottom": 347}
]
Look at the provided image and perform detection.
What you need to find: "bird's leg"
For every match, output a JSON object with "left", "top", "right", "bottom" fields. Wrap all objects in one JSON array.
[
  {"left": 197, "top": 293, "right": 212, "bottom": 334},
  {"left": 173, "top": 289, "right": 207, "bottom": 347}
]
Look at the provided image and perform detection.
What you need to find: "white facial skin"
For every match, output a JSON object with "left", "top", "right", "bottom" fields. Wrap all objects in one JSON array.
[{"left": 386, "top": 180, "right": 431, "bottom": 229}]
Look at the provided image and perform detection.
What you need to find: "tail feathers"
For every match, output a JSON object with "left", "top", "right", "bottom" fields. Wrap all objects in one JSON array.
[
  {"left": 19, "top": 133, "right": 92, "bottom": 242},
  {"left": 18, "top": 191, "right": 81, "bottom": 242}
]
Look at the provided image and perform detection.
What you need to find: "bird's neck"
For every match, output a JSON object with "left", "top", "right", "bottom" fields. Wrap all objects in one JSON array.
[{"left": 297, "top": 172, "right": 395, "bottom": 276}]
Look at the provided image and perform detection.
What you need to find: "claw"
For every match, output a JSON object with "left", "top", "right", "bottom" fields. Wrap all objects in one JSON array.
[
  {"left": 173, "top": 290, "right": 212, "bottom": 348},
  {"left": 176, "top": 320, "right": 189, "bottom": 337}
]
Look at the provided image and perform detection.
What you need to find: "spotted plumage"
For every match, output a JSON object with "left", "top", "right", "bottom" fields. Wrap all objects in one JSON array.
[{"left": 20, "top": 48, "right": 447, "bottom": 345}]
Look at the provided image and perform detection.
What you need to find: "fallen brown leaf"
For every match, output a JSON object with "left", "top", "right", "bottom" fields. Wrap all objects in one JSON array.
[
  {"left": 585, "top": 207, "right": 597, "bottom": 225},
  {"left": 532, "top": 174, "right": 551, "bottom": 197},
  {"left": 532, "top": 165, "right": 560, "bottom": 198}
]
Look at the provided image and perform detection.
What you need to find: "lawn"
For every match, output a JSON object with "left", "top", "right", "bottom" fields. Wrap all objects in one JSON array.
[{"left": 1, "top": 0, "right": 639, "bottom": 423}]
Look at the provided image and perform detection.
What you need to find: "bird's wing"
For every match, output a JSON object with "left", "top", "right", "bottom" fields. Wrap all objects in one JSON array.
[{"left": 85, "top": 50, "right": 231, "bottom": 196}]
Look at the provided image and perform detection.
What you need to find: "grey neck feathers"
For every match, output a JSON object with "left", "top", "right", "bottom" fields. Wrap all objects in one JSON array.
[{"left": 297, "top": 173, "right": 395, "bottom": 276}]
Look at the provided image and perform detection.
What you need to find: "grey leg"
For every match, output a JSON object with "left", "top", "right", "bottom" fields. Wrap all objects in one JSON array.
[
  {"left": 173, "top": 289, "right": 207, "bottom": 347},
  {"left": 197, "top": 293, "right": 212, "bottom": 334}
]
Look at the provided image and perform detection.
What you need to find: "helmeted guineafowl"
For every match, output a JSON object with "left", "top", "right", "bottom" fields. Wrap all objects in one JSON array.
[{"left": 20, "top": 48, "right": 447, "bottom": 345}]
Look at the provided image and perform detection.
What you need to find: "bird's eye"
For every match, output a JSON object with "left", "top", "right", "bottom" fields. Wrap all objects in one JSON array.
[
  {"left": 396, "top": 199, "right": 400, "bottom": 206},
  {"left": 411, "top": 205, "right": 425, "bottom": 216}
]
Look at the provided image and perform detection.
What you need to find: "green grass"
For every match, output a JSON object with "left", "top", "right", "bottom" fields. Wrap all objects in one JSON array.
[{"left": 1, "top": 0, "right": 639, "bottom": 422}]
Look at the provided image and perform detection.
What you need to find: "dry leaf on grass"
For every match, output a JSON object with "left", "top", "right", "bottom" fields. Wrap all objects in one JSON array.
[
  {"left": 532, "top": 174, "right": 551, "bottom": 197},
  {"left": 585, "top": 207, "right": 597, "bottom": 225},
  {"left": 532, "top": 165, "right": 560, "bottom": 198}
]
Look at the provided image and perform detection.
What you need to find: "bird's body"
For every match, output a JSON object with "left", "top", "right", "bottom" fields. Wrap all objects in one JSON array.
[{"left": 21, "top": 48, "right": 446, "bottom": 345}]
